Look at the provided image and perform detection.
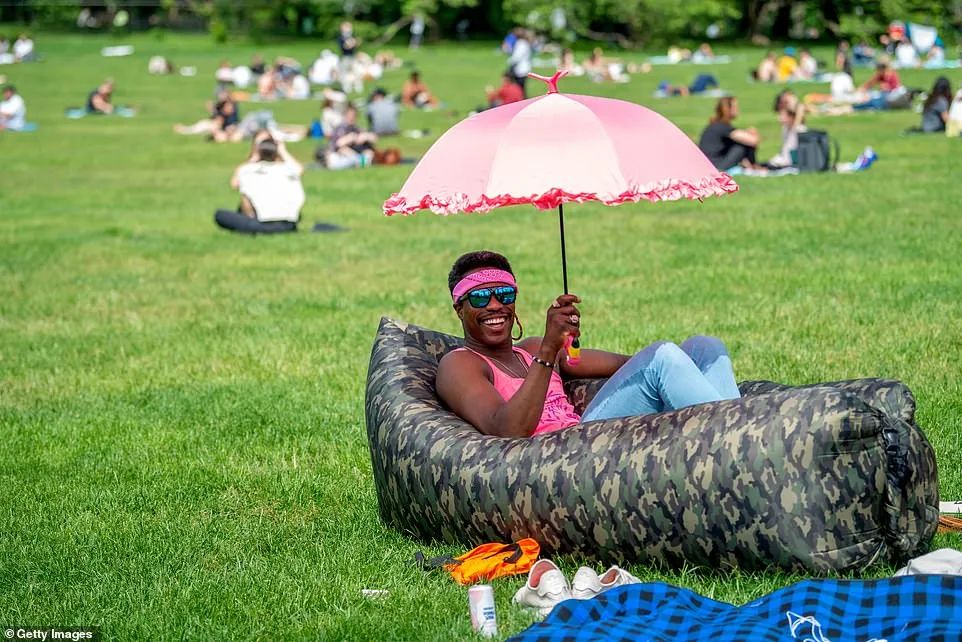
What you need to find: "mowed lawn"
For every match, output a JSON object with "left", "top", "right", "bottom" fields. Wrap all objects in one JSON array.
[{"left": 1, "top": 32, "right": 961, "bottom": 640}]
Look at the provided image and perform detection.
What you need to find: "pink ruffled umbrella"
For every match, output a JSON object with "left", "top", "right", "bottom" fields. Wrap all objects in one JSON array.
[{"left": 383, "top": 70, "right": 738, "bottom": 294}]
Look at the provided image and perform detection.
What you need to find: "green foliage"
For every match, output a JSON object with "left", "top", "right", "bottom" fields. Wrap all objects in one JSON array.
[
  {"left": 6, "top": 0, "right": 960, "bottom": 44},
  {"left": 503, "top": 0, "right": 739, "bottom": 44},
  {"left": 16, "top": 0, "right": 76, "bottom": 28},
  {"left": 209, "top": 18, "right": 228, "bottom": 44},
  {"left": 837, "top": 0, "right": 959, "bottom": 43}
]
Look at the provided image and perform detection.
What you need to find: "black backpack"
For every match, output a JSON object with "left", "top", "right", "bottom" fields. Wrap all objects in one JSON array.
[{"left": 796, "top": 129, "right": 840, "bottom": 172}]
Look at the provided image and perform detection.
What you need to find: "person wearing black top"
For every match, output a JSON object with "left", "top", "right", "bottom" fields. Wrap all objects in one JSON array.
[
  {"left": 249, "top": 54, "right": 266, "bottom": 76},
  {"left": 86, "top": 79, "right": 114, "bottom": 114},
  {"left": 211, "top": 94, "right": 240, "bottom": 142},
  {"left": 698, "top": 97, "right": 761, "bottom": 170},
  {"left": 921, "top": 77, "right": 952, "bottom": 133}
]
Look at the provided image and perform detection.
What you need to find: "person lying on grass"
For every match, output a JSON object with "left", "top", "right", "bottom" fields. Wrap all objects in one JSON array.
[{"left": 436, "top": 250, "right": 741, "bottom": 438}]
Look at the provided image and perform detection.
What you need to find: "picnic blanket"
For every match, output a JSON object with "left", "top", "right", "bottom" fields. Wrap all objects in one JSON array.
[
  {"left": 653, "top": 88, "right": 729, "bottom": 99},
  {"left": 3, "top": 122, "right": 38, "bottom": 132},
  {"left": 511, "top": 575, "right": 962, "bottom": 642},
  {"left": 725, "top": 166, "right": 799, "bottom": 177},
  {"left": 648, "top": 55, "right": 732, "bottom": 65},
  {"left": 65, "top": 106, "right": 136, "bottom": 119}
]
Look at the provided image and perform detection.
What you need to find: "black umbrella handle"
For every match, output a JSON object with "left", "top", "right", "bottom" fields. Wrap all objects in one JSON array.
[
  {"left": 558, "top": 204, "right": 581, "bottom": 363},
  {"left": 558, "top": 203, "right": 569, "bottom": 295}
]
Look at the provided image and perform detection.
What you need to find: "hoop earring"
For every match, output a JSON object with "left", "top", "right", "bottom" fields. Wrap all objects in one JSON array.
[{"left": 511, "top": 313, "right": 524, "bottom": 341}]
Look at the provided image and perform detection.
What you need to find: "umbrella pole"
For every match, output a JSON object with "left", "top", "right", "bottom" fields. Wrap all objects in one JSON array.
[
  {"left": 558, "top": 204, "right": 569, "bottom": 295},
  {"left": 558, "top": 203, "right": 580, "bottom": 361}
]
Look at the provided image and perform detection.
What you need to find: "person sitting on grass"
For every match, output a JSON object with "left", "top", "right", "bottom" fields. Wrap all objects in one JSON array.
[
  {"left": 776, "top": 48, "right": 798, "bottom": 82},
  {"left": 320, "top": 104, "right": 379, "bottom": 169},
  {"left": 485, "top": 71, "right": 525, "bottom": 107},
  {"left": 365, "top": 87, "right": 400, "bottom": 136},
  {"left": 853, "top": 59, "right": 909, "bottom": 111},
  {"left": 796, "top": 49, "right": 818, "bottom": 79},
  {"left": 400, "top": 71, "right": 439, "bottom": 109},
  {"left": 698, "top": 96, "right": 761, "bottom": 170},
  {"left": 861, "top": 59, "right": 902, "bottom": 93},
  {"left": 691, "top": 42, "right": 715, "bottom": 64},
  {"left": 559, "top": 48, "right": 584, "bottom": 77},
  {"left": 215, "top": 129, "right": 304, "bottom": 235},
  {"left": 13, "top": 33, "right": 34, "bottom": 62},
  {"left": 0, "top": 84, "right": 26, "bottom": 131},
  {"left": 320, "top": 88, "right": 347, "bottom": 136},
  {"left": 852, "top": 40, "right": 876, "bottom": 65},
  {"left": 210, "top": 94, "right": 240, "bottom": 141},
  {"left": 583, "top": 48, "right": 629, "bottom": 83},
  {"left": 920, "top": 77, "right": 952, "bottom": 133},
  {"left": 86, "top": 79, "right": 115, "bottom": 114},
  {"left": 834, "top": 41, "right": 852, "bottom": 72},
  {"left": 436, "top": 250, "right": 741, "bottom": 438},
  {"left": 257, "top": 67, "right": 278, "bottom": 100},
  {"left": 754, "top": 51, "right": 777, "bottom": 82},
  {"left": 768, "top": 91, "right": 806, "bottom": 168}
]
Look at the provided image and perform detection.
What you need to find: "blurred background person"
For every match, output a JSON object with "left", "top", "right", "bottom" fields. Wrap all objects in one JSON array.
[
  {"left": 216, "top": 130, "right": 304, "bottom": 234},
  {"left": 485, "top": 71, "right": 524, "bottom": 108},
  {"left": 920, "top": 77, "right": 952, "bottom": 132},
  {"left": 698, "top": 96, "right": 761, "bottom": 170},
  {"left": 366, "top": 87, "right": 400, "bottom": 135},
  {"left": 401, "top": 71, "right": 439, "bottom": 109},
  {"left": 86, "top": 79, "right": 115, "bottom": 114},
  {"left": 0, "top": 83, "right": 26, "bottom": 131}
]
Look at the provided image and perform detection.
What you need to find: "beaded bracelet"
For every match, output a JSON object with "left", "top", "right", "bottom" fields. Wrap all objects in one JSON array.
[{"left": 531, "top": 356, "right": 555, "bottom": 370}]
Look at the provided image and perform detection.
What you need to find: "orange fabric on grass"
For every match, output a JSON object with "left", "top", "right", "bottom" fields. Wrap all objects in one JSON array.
[{"left": 446, "top": 539, "right": 540, "bottom": 585}]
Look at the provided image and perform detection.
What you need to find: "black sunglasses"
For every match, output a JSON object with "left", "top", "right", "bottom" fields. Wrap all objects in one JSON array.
[{"left": 459, "top": 286, "right": 518, "bottom": 309}]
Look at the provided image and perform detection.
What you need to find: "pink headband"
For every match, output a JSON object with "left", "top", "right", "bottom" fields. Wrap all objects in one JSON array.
[{"left": 452, "top": 269, "right": 517, "bottom": 303}]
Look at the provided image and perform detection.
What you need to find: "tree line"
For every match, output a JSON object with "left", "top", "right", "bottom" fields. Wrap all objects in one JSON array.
[{"left": 5, "top": 0, "right": 960, "bottom": 46}]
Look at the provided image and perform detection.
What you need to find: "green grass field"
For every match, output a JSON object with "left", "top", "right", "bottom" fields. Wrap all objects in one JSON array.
[{"left": 1, "top": 31, "right": 961, "bottom": 640}]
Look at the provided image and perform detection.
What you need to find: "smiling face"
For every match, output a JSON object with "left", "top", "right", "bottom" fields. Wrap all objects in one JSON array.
[{"left": 455, "top": 271, "right": 516, "bottom": 348}]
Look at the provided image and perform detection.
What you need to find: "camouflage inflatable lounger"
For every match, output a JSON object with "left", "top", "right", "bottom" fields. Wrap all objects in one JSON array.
[{"left": 365, "top": 318, "right": 939, "bottom": 573}]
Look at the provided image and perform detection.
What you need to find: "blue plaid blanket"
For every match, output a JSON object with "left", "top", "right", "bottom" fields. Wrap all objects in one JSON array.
[{"left": 511, "top": 575, "right": 962, "bottom": 642}]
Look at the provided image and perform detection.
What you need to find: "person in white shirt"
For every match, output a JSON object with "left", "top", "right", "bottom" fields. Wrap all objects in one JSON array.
[
  {"left": 13, "top": 34, "right": 34, "bottom": 62},
  {"left": 215, "top": 130, "right": 305, "bottom": 235},
  {"left": 309, "top": 49, "right": 338, "bottom": 85},
  {"left": 0, "top": 84, "right": 26, "bottom": 131},
  {"left": 830, "top": 71, "right": 859, "bottom": 102},
  {"left": 507, "top": 28, "right": 532, "bottom": 96},
  {"left": 768, "top": 95, "right": 806, "bottom": 168},
  {"left": 894, "top": 39, "right": 919, "bottom": 68},
  {"left": 797, "top": 49, "right": 818, "bottom": 79},
  {"left": 284, "top": 73, "right": 310, "bottom": 99}
]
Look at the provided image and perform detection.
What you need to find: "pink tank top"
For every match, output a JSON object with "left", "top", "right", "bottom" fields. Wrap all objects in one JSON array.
[{"left": 457, "top": 347, "right": 581, "bottom": 436}]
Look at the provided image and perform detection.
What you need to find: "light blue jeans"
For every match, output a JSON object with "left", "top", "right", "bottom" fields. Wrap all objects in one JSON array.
[{"left": 580, "top": 336, "right": 740, "bottom": 421}]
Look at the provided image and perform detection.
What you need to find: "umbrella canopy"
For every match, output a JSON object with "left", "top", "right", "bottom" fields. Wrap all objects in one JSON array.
[{"left": 383, "top": 71, "right": 737, "bottom": 216}]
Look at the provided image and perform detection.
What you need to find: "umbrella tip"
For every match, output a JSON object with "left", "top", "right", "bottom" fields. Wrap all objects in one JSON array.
[{"left": 527, "top": 70, "right": 568, "bottom": 94}]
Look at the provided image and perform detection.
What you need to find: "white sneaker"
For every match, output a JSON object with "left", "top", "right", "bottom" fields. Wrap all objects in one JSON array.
[
  {"left": 513, "top": 559, "right": 572, "bottom": 617},
  {"left": 570, "top": 566, "right": 602, "bottom": 599},
  {"left": 571, "top": 565, "right": 640, "bottom": 599}
]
